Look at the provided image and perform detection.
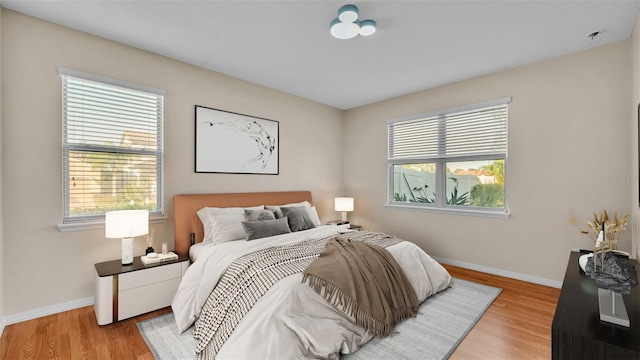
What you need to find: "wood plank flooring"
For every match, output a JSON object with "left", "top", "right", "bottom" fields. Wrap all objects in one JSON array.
[
  {"left": 0, "top": 265, "right": 560, "bottom": 359},
  {"left": 444, "top": 265, "right": 561, "bottom": 360}
]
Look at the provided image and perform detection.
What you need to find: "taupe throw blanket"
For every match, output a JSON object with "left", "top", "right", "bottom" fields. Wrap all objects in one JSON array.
[{"left": 303, "top": 236, "right": 419, "bottom": 337}]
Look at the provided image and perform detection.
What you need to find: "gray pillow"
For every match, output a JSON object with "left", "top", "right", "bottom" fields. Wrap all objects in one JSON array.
[
  {"left": 265, "top": 205, "right": 285, "bottom": 219},
  {"left": 281, "top": 206, "right": 317, "bottom": 232},
  {"left": 244, "top": 209, "right": 276, "bottom": 221},
  {"left": 242, "top": 217, "right": 292, "bottom": 240},
  {"left": 265, "top": 201, "right": 311, "bottom": 219}
]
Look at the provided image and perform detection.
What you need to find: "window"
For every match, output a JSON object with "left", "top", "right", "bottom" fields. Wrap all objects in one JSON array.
[
  {"left": 387, "top": 97, "right": 510, "bottom": 217},
  {"left": 60, "top": 68, "right": 164, "bottom": 223}
]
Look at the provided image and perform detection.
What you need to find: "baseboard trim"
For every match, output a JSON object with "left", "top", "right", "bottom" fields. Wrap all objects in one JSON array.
[
  {"left": 0, "top": 317, "right": 6, "bottom": 338},
  {"left": 4, "top": 297, "right": 94, "bottom": 326},
  {"left": 435, "top": 256, "right": 563, "bottom": 289}
]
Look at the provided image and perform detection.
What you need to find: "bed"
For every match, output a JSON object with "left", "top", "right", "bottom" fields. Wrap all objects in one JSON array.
[{"left": 171, "top": 191, "right": 452, "bottom": 359}]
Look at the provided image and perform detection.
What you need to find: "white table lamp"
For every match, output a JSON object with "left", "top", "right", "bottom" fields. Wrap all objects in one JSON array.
[
  {"left": 335, "top": 197, "right": 354, "bottom": 222},
  {"left": 105, "top": 210, "right": 149, "bottom": 265}
]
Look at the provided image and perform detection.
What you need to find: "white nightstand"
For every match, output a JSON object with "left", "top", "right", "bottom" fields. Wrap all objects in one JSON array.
[{"left": 94, "top": 253, "right": 189, "bottom": 325}]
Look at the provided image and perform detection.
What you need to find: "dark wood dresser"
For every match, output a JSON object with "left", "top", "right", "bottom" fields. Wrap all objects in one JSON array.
[{"left": 552, "top": 251, "right": 640, "bottom": 359}]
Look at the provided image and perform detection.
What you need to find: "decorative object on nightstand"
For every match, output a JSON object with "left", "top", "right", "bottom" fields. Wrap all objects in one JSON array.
[
  {"left": 335, "top": 197, "right": 354, "bottom": 222},
  {"left": 162, "top": 242, "right": 169, "bottom": 254},
  {"left": 141, "top": 251, "right": 179, "bottom": 265},
  {"left": 144, "top": 227, "right": 155, "bottom": 254},
  {"left": 105, "top": 210, "right": 149, "bottom": 265}
]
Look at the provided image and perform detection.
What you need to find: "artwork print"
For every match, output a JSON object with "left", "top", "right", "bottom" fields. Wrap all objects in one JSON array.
[{"left": 195, "top": 106, "right": 279, "bottom": 174}]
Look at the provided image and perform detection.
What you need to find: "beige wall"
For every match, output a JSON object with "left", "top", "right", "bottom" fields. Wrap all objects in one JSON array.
[
  {"left": 0, "top": 10, "right": 344, "bottom": 315},
  {"left": 344, "top": 41, "right": 632, "bottom": 283},
  {"left": 0, "top": 5, "right": 4, "bottom": 327},
  {"left": 632, "top": 11, "right": 640, "bottom": 262}
]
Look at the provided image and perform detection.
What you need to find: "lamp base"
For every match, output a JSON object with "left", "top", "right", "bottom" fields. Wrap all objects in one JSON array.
[
  {"left": 598, "top": 288, "right": 630, "bottom": 327},
  {"left": 341, "top": 212, "right": 348, "bottom": 222},
  {"left": 122, "top": 237, "right": 134, "bottom": 266}
]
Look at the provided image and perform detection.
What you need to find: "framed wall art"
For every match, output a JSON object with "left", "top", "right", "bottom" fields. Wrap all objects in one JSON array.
[{"left": 195, "top": 105, "right": 279, "bottom": 174}]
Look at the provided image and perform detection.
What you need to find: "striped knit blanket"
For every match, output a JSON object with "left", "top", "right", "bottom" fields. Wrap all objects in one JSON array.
[{"left": 193, "top": 231, "right": 403, "bottom": 360}]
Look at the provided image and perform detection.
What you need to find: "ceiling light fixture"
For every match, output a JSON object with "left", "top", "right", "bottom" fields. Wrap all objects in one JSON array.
[
  {"left": 338, "top": 4, "right": 358, "bottom": 23},
  {"left": 330, "top": 4, "right": 376, "bottom": 39}
]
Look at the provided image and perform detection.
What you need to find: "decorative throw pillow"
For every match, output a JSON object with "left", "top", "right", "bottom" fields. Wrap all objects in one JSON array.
[
  {"left": 242, "top": 217, "right": 292, "bottom": 240},
  {"left": 281, "top": 206, "right": 317, "bottom": 232},
  {"left": 266, "top": 201, "right": 311, "bottom": 219},
  {"left": 244, "top": 209, "right": 276, "bottom": 221}
]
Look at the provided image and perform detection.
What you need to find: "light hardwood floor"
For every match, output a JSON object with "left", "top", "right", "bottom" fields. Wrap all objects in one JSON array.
[
  {"left": 0, "top": 265, "right": 560, "bottom": 359},
  {"left": 445, "top": 265, "right": 561, "bottom": 360}
]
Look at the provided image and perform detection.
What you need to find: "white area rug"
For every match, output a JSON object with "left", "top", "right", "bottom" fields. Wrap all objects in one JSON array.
[{"left": 137, "top": 278, "right": 501, "bottom": 360}]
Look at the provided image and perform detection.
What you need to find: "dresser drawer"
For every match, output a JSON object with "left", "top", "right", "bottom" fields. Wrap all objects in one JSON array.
[{"left": 119, "top": 262, "right": 181, "bottom": 291}]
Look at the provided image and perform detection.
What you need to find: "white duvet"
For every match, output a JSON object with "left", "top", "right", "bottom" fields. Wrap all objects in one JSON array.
[{"left": 172, "top": 225, "right": 452, "bottom": 359}]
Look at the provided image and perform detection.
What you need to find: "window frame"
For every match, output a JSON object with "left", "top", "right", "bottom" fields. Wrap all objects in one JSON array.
[
  {"left": 58, "top": 68, "right": 165, "bottom": 228},
  {"left": 386, "top": 97, "right": 511, "bottom": 218}
]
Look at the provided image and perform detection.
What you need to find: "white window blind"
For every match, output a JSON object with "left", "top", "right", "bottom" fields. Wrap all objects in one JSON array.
[
  {"left": 389, "top": 101, "right": 508, "bottom": 161},
  {"left": 60, "top": 69, "right": 164, "bottom": 223}
]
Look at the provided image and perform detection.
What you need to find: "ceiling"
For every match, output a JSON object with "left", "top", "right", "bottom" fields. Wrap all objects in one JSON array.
[{"left": 1, "top": 0, "right": 640, "bottom": 110}]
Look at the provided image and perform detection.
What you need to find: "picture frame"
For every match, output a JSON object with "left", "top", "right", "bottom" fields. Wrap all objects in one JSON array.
[{"left": 195, "top": 105, "right": 279, "bottom": 174}]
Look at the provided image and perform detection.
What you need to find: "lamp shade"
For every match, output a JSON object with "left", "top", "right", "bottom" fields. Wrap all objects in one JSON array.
[
  {"left": 335, "top": 197, "right": 354, "bottom": 212},
  {"left": 105, "top": 210, "right": 149, "bottom": 238}
]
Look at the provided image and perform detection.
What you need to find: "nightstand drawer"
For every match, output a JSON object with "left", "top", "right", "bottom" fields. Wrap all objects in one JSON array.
[
  {"left": 119, "top": 262, "right": 181, "bottom": 291},
  {"left": 118, "top": 277, "right": 181, "bottom": 320}
]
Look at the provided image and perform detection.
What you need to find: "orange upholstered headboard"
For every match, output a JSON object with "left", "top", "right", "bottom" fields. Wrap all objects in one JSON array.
[{"left": 173, "top": 191, "right": 313, "bottom": 256}]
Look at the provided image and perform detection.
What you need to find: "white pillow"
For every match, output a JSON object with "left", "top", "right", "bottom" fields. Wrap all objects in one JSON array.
[
  {"left": 197, "top": 206, "right": 264, "bottom": 244},
  {"left": 307, "top": 206, "right": 321, "bottom": 227},
  {"left": 205, "top": 213, "right": 246, "bottom": 245},
  {"left": 265, "top": 201, "right": 311, "bottom": 218}
]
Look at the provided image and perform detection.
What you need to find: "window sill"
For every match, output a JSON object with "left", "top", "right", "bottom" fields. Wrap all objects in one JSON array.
[
  {"left": 385, "top": 203, "right": 510, "bottom": 219},
  {"left": 57, "top": 216, "right": 167, "bottom": 232}
]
